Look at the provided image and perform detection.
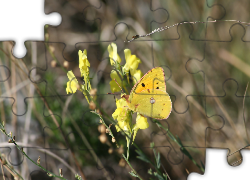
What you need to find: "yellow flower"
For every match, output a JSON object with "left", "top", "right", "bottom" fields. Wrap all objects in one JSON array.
[
  {"left": 79, "top": 49, "right": 92, "bottom": 91},
  {"left": 123, "top": 49, "right": 141, "bottom": 74},
  {"left": 112, "top": 98, "right": 131, "bottom": 133},
  {"left": 109, "top": 70, "right": 123, "bottom": 93},
  {"left": 66, "top": 71, "right": 79, "bottom": 94},
  {"left": 115, "top": 120, "right": 131, "bottom": 132},
  {"left": 79, "top": 50, "right": 90, "bottom": 77},
  {"left": 130, "top": 69, "right": 143, "bottom": 85},
  {"left": 132, "top": 113, "right": 149, "bottom": 142},
  {"left": 108, "top": 43, "right": 122, "bottom": 66}
]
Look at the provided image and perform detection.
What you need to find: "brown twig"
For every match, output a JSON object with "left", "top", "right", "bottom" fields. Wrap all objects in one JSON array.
[
  {"left": 243, "top": 82, "right": 250, "bottom": 144},
  {"left": 1, "top": 163, "right": 6, "bottom": 180}
]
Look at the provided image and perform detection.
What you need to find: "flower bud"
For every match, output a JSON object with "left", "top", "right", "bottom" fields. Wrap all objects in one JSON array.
[
  {"left": 89, "top": 101, "right": 96, "bottom": 110},
  {"left": 51, "top": 60, "right": 57, "bottom": 68},
  {"left": 108, "top": 148, "right": 113, "bottom": 154},
  {"left": 98, "top": 124, "right": 106, "bottom": 134},
  {"left": 45, "top": 33, "right": 49, "bottom": 40},
  {"left": 49, "top": 45, "right": 55, "bottom": 53},
  {"left": 119, "top": 158, "right": 126, "bottom": 167},
  {"left": 90, "top": 88, "right": 97, "bottom": 96},
  {"left": 63, "top": 61, "right": 69, "bottom": 69},
  {"left": 99, "top": 134, "right": 107, "bottom": 144},
  {"left": 106, "top": 128, "right": 110, "bottom": 134},
  {"left": 117, "top": 145, "right": 124, "bottom": 154}
]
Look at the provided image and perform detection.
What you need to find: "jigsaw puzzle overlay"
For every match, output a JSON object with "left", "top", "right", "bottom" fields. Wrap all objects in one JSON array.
[{"left": 0, "top": 0, "right": 250, "bottom": 179}]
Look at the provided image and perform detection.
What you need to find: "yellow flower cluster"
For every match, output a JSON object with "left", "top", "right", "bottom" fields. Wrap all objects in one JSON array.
[
  {"left": 112, "top": 97, "right": 131, "bottom": 133},
  {"left": 108, "top": 43, "right": 143, "bottom": 93},
  {"left": 123, "top": 49, "right": 143, "bottom": 85},
  {"left": 79, "top": 50, "right": 90, "bottom": 85},
  {"left": 66, "top": 50, "right": 91, "bottom": 102},
  {"left": 108, "top": 43, "right": 149, "bottom": 143}
]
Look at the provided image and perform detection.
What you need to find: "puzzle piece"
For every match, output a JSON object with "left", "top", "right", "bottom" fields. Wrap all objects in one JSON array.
[
  {"left": 153, "top": 24, "right": 207, "bottom": 113},
  {"left": 205, "top": 79, "right": 250, "bottom": 165},
  {"left": 185, "top": 21, "right": 250, "bottom": 165},
  {"left": 44, "top": 0, "right": 180, "bottom": 61},
  {"left": 0, "top": 0, "right": 60, "bottom": 58},
  {"left": 189, "top": 0, "right": 250, "bottom": 41},
  {"left": 149, "top": 0, "right": 225, "bottom": 41},
  {"left": 188, "top": 149, "right": 250, "bottom": 180}
]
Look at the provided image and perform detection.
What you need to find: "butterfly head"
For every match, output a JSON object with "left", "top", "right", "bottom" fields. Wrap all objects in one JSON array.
[{"left": 121, "top": 94, "right": 130, "bottom": 103}]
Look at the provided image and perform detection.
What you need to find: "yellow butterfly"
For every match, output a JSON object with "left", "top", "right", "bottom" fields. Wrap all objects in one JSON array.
[{"left": 122, "top": 67, "right": 172, "bottom": 119}]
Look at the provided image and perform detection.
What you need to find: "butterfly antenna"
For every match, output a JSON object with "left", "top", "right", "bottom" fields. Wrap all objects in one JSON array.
[
  {"left": 107, "top": 78, "right": 125, "bottom": 95},
  {"left": 125, "top": 19, "right": 250, "bottom": 42},
  {"left": 114, "top": 78, "right": 124, "bottom": 93}
]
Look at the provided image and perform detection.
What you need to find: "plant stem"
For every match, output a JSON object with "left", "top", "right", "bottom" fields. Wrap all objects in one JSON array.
[
  {"left": 0, "top": 127, "right": 66, "bottom": 180},
  {"left": 122, "top": 154, "right": 144, "bottom": 180}
]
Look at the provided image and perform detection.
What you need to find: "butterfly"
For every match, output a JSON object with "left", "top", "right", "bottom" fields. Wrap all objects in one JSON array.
[{"left": 122, "top": 67, "right": 172, "bottom": 120}]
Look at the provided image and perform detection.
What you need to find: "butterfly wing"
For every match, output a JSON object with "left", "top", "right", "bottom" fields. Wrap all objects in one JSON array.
[
  {"left": 128, "top": 89, "right": 172, "bottom": 119},
  {"left": 131, "top": 67, "right": 166, "bottom": 94}
]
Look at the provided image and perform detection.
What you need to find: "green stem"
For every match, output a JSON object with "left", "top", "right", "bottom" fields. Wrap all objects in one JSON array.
[
  {"left": 44, "top": 26, "right": 67, "bottom": 73},
  {"left": 122, "top": 154, "right": 143, "bottom": 180},
  {"left": 133, "top": 143, "right": 163, "bottom": 176},
  {"left": 91, "top": 111, "right": 119, "bottom": 147},
  {"left": 127, "top": 137, "right": 130, "bottom": 160},
  {"left": 0, "top": 127, "right": 66, "bottom": 180},
  {"left": 92, "top": 109, "right": 143, "bottom": 179},
  {"left": 154, "top": 120, "right": 205, "bottom": 173}
]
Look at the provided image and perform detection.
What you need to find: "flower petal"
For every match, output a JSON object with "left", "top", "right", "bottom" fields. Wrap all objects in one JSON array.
[
  {"left": 136, "top": 114, "right": 149, "bottom": 130},
  {"left": 132, "top": 114, "right": 149, "bottom": 142},
  {"left": 110, "top": 70, "right": 122, "bottom": 93},
  {"left": 66, "top": 71, "right": 79, "bottom": 94},
  {"left": 130, "top": 69, "right": 143, "bottom": 85},
  {"left": 79, "top": 50, "right": 90, "bottom": 77},
  {"left": 108, "top": 43, "right": 121, "bottom": 65}
]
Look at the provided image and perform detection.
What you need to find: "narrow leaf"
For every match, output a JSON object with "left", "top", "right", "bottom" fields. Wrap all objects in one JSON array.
[
  {"left": 157, "top": 152, "right": 161, "bottom": 169},
  {"left": 129, "top": 171, "right": 138, "bottom": 177}
]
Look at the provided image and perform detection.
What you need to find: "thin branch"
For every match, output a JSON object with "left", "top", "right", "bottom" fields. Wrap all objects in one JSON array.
[
  {"left": 126, "top": 19, "right": 250, "bottom": 42},
  {"left": 243, "top": 82, "right": 250, "bottom": 144}
]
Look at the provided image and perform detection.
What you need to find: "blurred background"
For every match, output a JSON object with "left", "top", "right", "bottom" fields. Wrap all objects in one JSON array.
[{"left": 1, "top": 0, "right": 250, "bottom": 179}]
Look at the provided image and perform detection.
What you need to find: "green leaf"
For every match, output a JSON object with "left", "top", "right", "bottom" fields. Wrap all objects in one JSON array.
[
  {"left": 150, "top": 142, "right": 155, "bottom": 148},
  {"left": 153, "top": 172, "right": 165, "bottom": 180},
  {"left": 200, "top": 160, "right": 205, "bottom": 170},
  {"left": 156, "top": 152, "right": 161, "bottom": 169},
  {"left": 163, "top": 173, "right": 168, "bottom": 180},
  {"left": 137, "top": 156, "right": 151, "bottom": 164},
  {"left": 176, "top": 135, "right": 184, "bottom": 146},
  {"left": 135, "top": 150, "right": 151, "bottom": 163},
  {"left": 148, "top": 168, "right": 153, "bottom": 175},
  {"left": 129, "top": 171, "right": 138, "bottom": 177}
]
